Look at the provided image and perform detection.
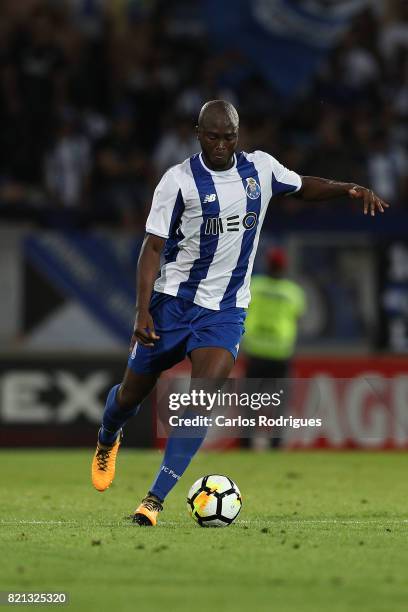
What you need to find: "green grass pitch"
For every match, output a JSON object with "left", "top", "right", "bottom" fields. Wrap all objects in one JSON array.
[{"left": 0, "top": 449, "right": 407, "bottom": 612}]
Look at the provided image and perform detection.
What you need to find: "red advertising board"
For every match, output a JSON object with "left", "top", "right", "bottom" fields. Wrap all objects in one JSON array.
[
  {"left": 294, "top": 356, "right": 408, "bottom": 378},
  {"left": 288, "top": 356, "right": 408, "bottom": 449},
  {"left": 158, "top": 356, "right": 408, "bottom": 450}
]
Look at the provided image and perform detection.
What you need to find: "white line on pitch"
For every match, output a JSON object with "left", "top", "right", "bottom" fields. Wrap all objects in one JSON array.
[{"left": 1, "top": 519, "right": 408, "bottom": 526}]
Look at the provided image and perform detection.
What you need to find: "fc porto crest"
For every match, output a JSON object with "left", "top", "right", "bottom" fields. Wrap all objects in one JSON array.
[{"left": 245, "top": 177, "right": 261, "bottom": 200}]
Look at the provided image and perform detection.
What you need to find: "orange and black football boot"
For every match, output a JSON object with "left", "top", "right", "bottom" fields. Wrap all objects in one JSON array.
[
  {"left": 91, "top": 430, "right": 123, "bottom": 492},
  {"left": 132, "top": 493, "right": 163, "bottom": 526}
]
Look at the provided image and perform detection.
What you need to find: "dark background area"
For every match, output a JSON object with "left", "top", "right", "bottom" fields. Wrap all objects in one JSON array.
[{"left": 0, "top": 0, "right": 407, "bottom": 231}]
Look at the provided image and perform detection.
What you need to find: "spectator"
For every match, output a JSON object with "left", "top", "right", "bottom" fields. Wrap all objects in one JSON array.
[
  {"left": 153, "top": 114, "right": 198, "bottom": 178},
  {"left": 91, "top": 103, "right": 150, "bottom": 227},
  {"left": 380, "top": 0, "right": 408, "bottom": 66},
  {"left": 366, "top": 128, "right": 408, "bottom": 205},
  {"left": 44, "top": 107, "right": 91, "bottom": 209},
  {"left": 176, "top": 59, "right": 238, "bottom": 117},
  {"left": 5, "top": 5, "right": 68, "bottom": 182}
]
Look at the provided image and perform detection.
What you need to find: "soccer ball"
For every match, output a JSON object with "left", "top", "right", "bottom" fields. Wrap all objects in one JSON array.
[{"left": 187, "top": 474, "right": 242, "bottom": 527}]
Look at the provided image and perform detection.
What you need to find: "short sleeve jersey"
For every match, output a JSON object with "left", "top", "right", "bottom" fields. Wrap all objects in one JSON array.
[{"left": 146, "top": 151, "right": 302, "bottom": 310}]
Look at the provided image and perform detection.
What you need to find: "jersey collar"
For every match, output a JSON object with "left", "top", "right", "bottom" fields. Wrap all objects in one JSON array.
[{"left": 199, "top": 152, "right": 238, "bottom": 174}]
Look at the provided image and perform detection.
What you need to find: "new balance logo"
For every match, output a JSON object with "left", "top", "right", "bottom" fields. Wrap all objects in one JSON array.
[{"left": 203, "top": 194, "right": 217, "bottom": 203}]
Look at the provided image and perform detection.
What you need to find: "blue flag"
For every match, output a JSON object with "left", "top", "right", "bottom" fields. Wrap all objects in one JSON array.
[
  {"left": 202, "top": 0, "right": 369, "bottom": 98},
  {"left": 25, "top": 232, "right": 138, "bottom": 342}
]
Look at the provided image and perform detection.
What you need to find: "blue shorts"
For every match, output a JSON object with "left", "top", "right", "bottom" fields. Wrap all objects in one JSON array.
[{"left": 128, "top": 291, "right": 246, "bottom": 375}]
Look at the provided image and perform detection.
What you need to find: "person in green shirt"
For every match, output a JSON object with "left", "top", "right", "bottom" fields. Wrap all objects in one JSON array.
[
  {"left": 244, "top": 247, "right": 306, "bottom": 379},
  {"left": 243, "top": 247, "right": 305, "bottom": 448}
]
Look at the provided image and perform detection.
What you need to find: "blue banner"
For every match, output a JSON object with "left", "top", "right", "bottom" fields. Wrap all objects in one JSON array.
[
  {"left": 202, "top": 0, "right": 369, "bottom": 98},
  {"left": 25, "top": 233, "right": 139, "bottom": 342}
]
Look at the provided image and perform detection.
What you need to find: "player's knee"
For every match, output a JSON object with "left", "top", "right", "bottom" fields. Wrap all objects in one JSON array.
[{"left": 116, "top": 385, "right": 140, "bottom": 410}]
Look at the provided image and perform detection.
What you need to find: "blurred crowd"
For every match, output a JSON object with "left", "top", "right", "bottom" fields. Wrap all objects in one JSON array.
[{"left": 0, "top": 0, "right": 407, "bottom": 229}]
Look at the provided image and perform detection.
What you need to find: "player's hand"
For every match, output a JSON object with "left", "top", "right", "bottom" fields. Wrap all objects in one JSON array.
[
  {"left": 348, "top": 185, "right": 390, "bottom": 216},
  {"left": 130, "top": 310, "right": 160, "bottom": 350}
]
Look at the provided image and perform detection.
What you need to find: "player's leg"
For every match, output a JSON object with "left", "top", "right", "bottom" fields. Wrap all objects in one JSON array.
[
  {"left": 92, "top": 368, "right": 158, "bottom": 492},
  {"left": 189, "top": 347, "right": 235, "bottom": 377},
  {"left": 99, "top": 368, "right": 159, "bottom": 444},
  {"left": 92, "top": 292, "right": 190, "bottom": 492},
  {"left": 133, "top": 347, "right": 234, "bottom": 526}
]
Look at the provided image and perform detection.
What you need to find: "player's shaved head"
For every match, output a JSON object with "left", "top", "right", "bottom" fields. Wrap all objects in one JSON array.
[
  {"left": 198, "top": 100, "right": 239, "bottom": 130},
  {"left": 197, "top": 100, "right": 239, "bottom": 171}
]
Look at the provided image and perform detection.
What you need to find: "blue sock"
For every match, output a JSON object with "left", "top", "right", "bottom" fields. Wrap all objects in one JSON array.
[
  {"left": 149, "top": 429, "right": 206, "bottom": 502},
  {"left": 99, "top": 384, "right": 140, "bottom": 445}
]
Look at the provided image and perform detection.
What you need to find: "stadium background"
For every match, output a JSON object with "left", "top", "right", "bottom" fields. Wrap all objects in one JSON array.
[{"left": 0, "top": 0, "right": 408, "bottom": 449}]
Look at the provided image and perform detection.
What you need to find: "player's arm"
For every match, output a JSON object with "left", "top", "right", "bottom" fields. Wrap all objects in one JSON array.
[
  {"left": 132, "top": 234, "right": 165, "bottom": 349},
  {"left": 297, "top": 177, "right": 390, "bottom": 216},
  {"left": 131, "top": 167, "right": 180, "bottom": 349}
]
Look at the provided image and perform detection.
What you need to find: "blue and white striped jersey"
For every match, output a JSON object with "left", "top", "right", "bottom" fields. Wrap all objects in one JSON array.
[{"left": 146, "top": 150, "right": 302, "bottom": 310}]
